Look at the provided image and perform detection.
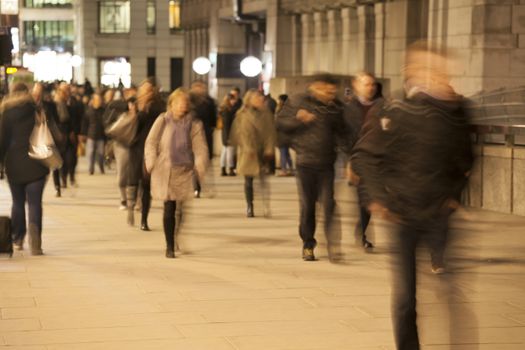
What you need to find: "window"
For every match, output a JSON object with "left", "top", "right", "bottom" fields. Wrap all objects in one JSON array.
[
  {"left": 24, "top": 0, "right": 72, "bottom": 8},
  {"left": 147, "top": 57, "right": 156, "bottom": 78},
  {"left": 98, "top": 0, "right": 130, "bottom": 34},
  {"left": 169, "top": 0, "right": 181, "bottom": 33},
  {"left": 146, "top": 0, "right": 156, "bottom": 35},
  {"left": 24, "top": 20, "right": 74, "bottom": 52},
  {"left": 100, "top": 57, "right": 131, "bottom": 88}
]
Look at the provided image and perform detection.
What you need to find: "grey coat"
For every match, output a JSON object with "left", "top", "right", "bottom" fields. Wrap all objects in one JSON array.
[{"left": 144, "top": 113, "right": 209, "bottom": 201}]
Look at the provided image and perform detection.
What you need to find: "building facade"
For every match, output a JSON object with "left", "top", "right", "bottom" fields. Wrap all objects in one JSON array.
[
  {"left": 15, "top": 0, "right": 185, "bottom": 91},
  {"left": 181, "top": 0, "right": 525, "bottom": 99}
]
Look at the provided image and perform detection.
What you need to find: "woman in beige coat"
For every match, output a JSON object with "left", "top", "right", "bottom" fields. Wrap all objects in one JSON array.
[
  {"left": 230, "top": 89, "right": 276, "bottom": 217},
  {"left": 144, "top": 88, "right": 208, "bottom": 258}
]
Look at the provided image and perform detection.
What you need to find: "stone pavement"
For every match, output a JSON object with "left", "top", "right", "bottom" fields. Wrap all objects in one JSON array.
[{"left": 0, "top": 161, "right": 524, "bottom": 350}]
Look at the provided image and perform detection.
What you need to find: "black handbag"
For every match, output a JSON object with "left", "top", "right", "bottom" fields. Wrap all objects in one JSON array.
[{"left": 0, "top": 216, "right": 13, "bottom": 257}]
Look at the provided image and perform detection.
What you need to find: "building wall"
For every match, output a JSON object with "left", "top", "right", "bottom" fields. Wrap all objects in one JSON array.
[{"left": 80, "top": 0, "right": 184, "bottom": 90}]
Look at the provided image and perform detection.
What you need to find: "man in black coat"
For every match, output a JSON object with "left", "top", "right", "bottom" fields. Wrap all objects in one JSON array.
[
  {"left": 276, "top": 74, "right": 349, "bottom": 262},
  {"left": 344, "top": 72, "right": 384, "bottom": 250},
  {"left": 351, "top": 44, "right": 474, "bottom": 350}
]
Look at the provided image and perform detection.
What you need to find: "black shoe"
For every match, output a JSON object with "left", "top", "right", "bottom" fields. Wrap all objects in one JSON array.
[
  {"left": 140, "top": 223, "right": 151, "bottom": 231},
  {"left": 363, "top": 240, "right": 374, "bottom": 250},
  {"left": 228, "top": 168, "right": 236, "bottom": 176},
  {"left": 302, "top": 248, "right": 315, "bottom": 261},
  {"left": 166, "top": 250, "right": 175, "bottom": 258},
  {"left": 247, "top": 203, "right": 254, "bottom": 218},
  {"left": 55, "top": 189, "right": 61, "bottom": 198},
  {"left": 221, "top": 167, "right": 227, "bottom": 176}
]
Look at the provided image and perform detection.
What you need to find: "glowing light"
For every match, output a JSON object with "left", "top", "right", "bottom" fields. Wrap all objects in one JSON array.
[
  {"left": 192, "top": 57, "right": 212, "bottom": 75},
  {"left": 6, "top": 67, "right": 17, "bottom": 74},
  {"left": 240, "top": 56, "right": 262, "bottom": 77},
  {"left": 71, "top": 55, "right": 82, "bottom": 67}
]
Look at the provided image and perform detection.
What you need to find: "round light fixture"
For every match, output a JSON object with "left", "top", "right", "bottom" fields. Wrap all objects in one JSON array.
[
  {"left": 192, "top": 57, "right": 212, "bottom": 75},
  {"left": 71, "top": 55, "right": 82, "bottom": 68},
  {"left": 240, "top": 56, "right": 262, "bottom": 77}
]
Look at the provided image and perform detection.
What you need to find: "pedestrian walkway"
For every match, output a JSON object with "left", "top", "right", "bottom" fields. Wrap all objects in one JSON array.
[{"left": 0, "top": 162, "right": 524, "bottom": 350}]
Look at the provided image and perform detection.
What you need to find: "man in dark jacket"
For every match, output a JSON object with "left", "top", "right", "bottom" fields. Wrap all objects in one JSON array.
[
  {"left": 190, "top": 80, "right": 217, "bottom": 197},
  {"left": 344, "top": 72, "right": 384, "bottom": 250},
  {"left": 351, "top": 44, "right": 474, "bottom": 350},
  {"left": 276, "top": 74, "right": 349, "bottom": 262}
]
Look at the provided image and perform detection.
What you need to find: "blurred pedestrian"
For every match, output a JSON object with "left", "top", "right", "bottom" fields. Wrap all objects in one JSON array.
[
  {"left": 275, "top": 94, "right": 294, "bottom": 176},
  {"left": 276, "top": 74, "right": 348, "bottom": 261},
  {"left": 219, "top": 93, "right": 237, "bottom": 176},
  {"left": 144, "top": 88, "right": 208, "bottom": 258},
  {"left": 0, "top": 83, "right": 59, "bottom": 254},
  {"left": 344, "top": 72, "right": 384, "bottom": 250},
  {"left": 81, "top": 93, "right": 106, "bottom": 175},
  {"left": 351, "top": 42, "right": 474, "bottom": 350},
  {"left": 230, "top": 89, "right": 276, "bottom": 218}
]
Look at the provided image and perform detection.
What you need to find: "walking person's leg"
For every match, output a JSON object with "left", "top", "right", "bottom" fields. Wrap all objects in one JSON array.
[
  {"left": 86, "top": 138, "right": 95, "bottom": 175},
  {"left": 52, "top": 169, "right": 61, "bottom": 197},
  {"left": 319, "top": 167, "right": 342, "bottom": 261},
  {"left": 220, "top": 146, "right": 227, "bottom": 176},
  {"left": 114, "top": 142, "right": 130, "bottom": 209},
  {"left": 140, "top": 177, "right": 151, "bottom": 231},
  {"left": 8, "top": 182, "right": 27, "bottom": 249},
  {"left": 296, "top": 166, "right": 319, "bottom": 260},
  {"left": 227, "top": 146, "right": 236, "bottom": 175},
  {"left": 25, "top": 177, "right": 46, "bottom": 255},
  {"left": 96, "top": 140, "right": 105, "bottom": 174},
  {"left": 244, "top": 176, "right": 254, "bottom": 217},
  {"left": 163, "top": 201, "right": 177, "bottom": 258}
]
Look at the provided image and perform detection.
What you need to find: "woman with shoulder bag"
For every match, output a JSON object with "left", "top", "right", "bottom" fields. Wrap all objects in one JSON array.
[
  {"left": 0, "top": 83, "right": 58, "bottom": 255},
  {"left": 144, "top": 88, "right": 209, "bottom": 258}
]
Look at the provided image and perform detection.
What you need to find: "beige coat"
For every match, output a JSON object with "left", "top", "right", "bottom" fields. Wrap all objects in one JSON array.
[
  {"left": 230, "top": 107, "right": 276, "bottom": 177},
  {"left": 144, "top": 113, "right": 209, "bottom": 201}
]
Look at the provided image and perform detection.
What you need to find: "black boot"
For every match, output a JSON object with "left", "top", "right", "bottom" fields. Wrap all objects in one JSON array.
[
  {"left": 247, "top": 202, "right": 254, "bottom": 218},
  {"left": 228, "top": 168, "right": 236, "bottom": 176},
  {"left": 140, "top": 220, "right": 151, "bottom": 231},
  {"left": 221, "top": 167, "right": 227, "bottom": 176},
  {"left": 55, "top": 186, "right": 61, "bottom": 198}
]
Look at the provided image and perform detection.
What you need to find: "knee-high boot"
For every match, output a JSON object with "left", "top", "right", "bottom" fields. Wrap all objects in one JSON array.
[
  {"left": 244, "top": 177, "right": 254, "bottom": 217},
  {"left": 126, "top": 186, "right": 137, "bottom": 226}
]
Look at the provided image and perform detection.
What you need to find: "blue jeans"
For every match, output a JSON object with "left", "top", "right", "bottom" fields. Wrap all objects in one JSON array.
[
  {"left": 279, "top": 147, "right": 293, "bottom": 171},
  {"left": 86, "top": 138, "right": 105, "bottom": 174},
  {"left": 9, "top": 176, "right": 47, "bottom": 244}
]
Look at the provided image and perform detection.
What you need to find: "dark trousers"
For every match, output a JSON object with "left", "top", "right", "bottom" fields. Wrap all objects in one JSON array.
[
  {"left": 391, "top": 219, "right": 449, "bottom": 350},
  {"left": 163, "top": 201, "right": 177, "bottom": 251},
  {"left": 61, "top": 144, "right": 77, "bottom": 186},
  {"left": 8, "top": 177, "right": 47, "bottom": 244},
  {"left": 296, "top": 166, "right": 335, "bottom": 249},
  {"left": 279, "top": 147, "right": 293, "bottom": 171},
  {"left": 128, "top": 147, "right": 151, "bottom": 223},
  {"left": 356, "top": 187, "right": 371, "bottom": 243}
]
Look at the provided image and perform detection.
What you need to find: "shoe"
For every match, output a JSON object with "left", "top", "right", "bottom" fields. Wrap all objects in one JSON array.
[
  {"left": 31, "top": 249, "right": 44, "bottom": 256},
  {"left": 221, "top": 167, "right": 227, "bottom": 176},
  {"left": 55, "top": 189, "right": 61, "bottom": 198},
  {"left": 166, "top": 249, "right": 175, "bottom": 258},
  {"left": 247, "top": 203, "right": 254, "bottom": 218},
  {"left": 363, "top": 240, "right": 374, "bottom": 250},
  {"left": 431, "top": 263, "right": 446, "bottom": 274},
  {"left": 13, "top": 240, "right": 23, "bottom": 251},
  {"left": 119, "top": 201, "right": 127, "bottom": 211},
  {"left": 302, "top": 248, "right": 315, "bottom": 261},
  {"left": 140, "top": 223, "right": 151, "bottom": 231},
  {"left": 194, "top": 190, "right": 200, "bottom": 198},
  {"left": 228, "top": 168, "right": 236, "bottom": 176}
]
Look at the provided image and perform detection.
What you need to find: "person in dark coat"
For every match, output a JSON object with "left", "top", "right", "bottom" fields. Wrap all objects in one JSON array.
[
  {"left": 190, "top": 80, "right": 217, "bottom": 197},
  {"left": 344, "top": 72, "right": 384, "bottom": 250},
  {"left": 81, "top": 93, "right": 106, "bottom": 175},
  {"left": 0, "top": 83, "right": 58, "bottom": 255},
  {"left": 126, "top": 79, "right": 166, "bottom": 231},
  {"left": 219, "top": 93, "right": 237, "bottom": 176},
  {"left": 351, "top": 43, "right": 474, "bottom": 350},
  {"left": 276, "top": 74, "right": 349, "bottom": 262},
  {"left": 275, "top": 94, "right": 293, "bottom": 176}
]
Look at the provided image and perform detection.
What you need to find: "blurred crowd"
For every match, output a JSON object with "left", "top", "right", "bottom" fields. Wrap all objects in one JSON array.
[{"left": 0, "top": 41, "right": 475, "bottom": 350}]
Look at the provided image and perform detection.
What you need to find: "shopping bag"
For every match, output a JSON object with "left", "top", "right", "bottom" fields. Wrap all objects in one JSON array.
[
  {"left": 28, "top": 112, "right": 63, "bottom": 170},
  {"left": 105, "top": 112, "right": 138, "bottom": 146}
]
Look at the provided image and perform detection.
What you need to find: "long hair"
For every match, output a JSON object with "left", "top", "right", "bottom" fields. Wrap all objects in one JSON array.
[
  {"left": 218, "top": 93, "right": 233, "bottom": 114},
  {"left": 238, "top": 89, "right": 261, "bottom": 115}
]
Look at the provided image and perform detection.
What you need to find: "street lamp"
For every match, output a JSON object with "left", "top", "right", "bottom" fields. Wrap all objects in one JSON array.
[
  {"left": 240, "top": 56, "right": 262, "bottom": 77},
  {"left": 192, "top": 56, "right": 212, "bottom": 75}
]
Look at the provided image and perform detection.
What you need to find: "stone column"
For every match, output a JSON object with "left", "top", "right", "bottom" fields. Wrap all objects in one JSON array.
[
  {"left": 183, "top": 29, "right": 192, "bottom": 87},
  {"left": 313, "top": 12, "right": 327, "bottom": 72},
  {"left": 327, "top": 10, "right": 342, "bottom": 74},
  {"left": 300, "top": 13, "right": 312, "bottom": 74},
  {"left": 341, "top": 7, "right": 358, "bottom": 75},
  {"left": 374, "top": 2, "right": 386, "bottom": 78},
  {"left": 357, "top": 5, "right": 375, "bottom": 73},
  {"left": 291, "top": 14, "right": 302, "bottom": 76}
]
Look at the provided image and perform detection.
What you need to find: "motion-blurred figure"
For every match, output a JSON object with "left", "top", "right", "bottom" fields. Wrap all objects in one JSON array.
[
  {"left": 275, "top": 94, "right": 294, "bottom": 177},
  {"left": 230, "top": 89, "right": 276, "bottom": 218},
  {"left": 144, "top": 88, "right": 208, "bottom": 258},
  {"left": 351, "top": 42, "right": 474, "bottom": 350},
  {"left": 219, "top": 93, "right": 237, "bottom": 177},
  {"left": 344, "top": 72, "right": 384, "bottom": 250},
  {"left": 276, "top": 74, "right": 348, "bottom": 262}
]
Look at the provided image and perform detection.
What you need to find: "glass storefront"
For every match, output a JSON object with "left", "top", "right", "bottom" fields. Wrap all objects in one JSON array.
[
  {"left": 23, "top": 20, "right": 74, "bottom": 53},
  {"left": 24, "top": 0, "right": 72, "bottom": 8},
  {"left": 100, "top": 57, "right": 131, "bottom": 88}
]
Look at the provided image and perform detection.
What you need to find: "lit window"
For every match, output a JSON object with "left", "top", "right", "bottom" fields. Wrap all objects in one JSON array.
[
  {"left": 100, "top": 57, "right": 131, "bottom": 88},
  {"left": 98, "top": 0, "right": 130, "bottom": 34},
  {"left": 146, "top": 0, "right": 156, "bottom": 35},
  {"left": 169, "top": 0, "right": 181, "bottom": 33},
  {"left": 24, "top": 0, "right": 72, "bottom": 8}
]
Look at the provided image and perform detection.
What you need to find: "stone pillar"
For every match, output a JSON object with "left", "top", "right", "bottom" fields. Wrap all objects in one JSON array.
[
  {"left": 291, "top": 14, "right": 302, "bottom": 76},
  {"left": 357, "top": 5, "right": 375, "bottom": 73},
  {"left": 265, "top": 0, "right": 295, "bottom": 77},
  {"left": 313, "top": 12, "right": 327, "bottom": 72},
  {"left": 300, "top": 13, "right": 313, "bottom": 74},
  {"left": 327, "top": 10, "right": 342, "bottom": 74},
  {"left": 341, "top": 7, "right": 358, "bottom": 75},
  {"left": 374, "top": 2, "right": 386, "bottom": 78}
]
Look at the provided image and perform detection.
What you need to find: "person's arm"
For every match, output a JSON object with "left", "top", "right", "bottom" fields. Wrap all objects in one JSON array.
[
  {"left": 144, "top": 116, "right": 165, "bottom": 174},
  {"left": 191, "top": 120, "right": 209, "bottom": 182},
  {"left": 275, "top": 94, "right": 309, "bottom": 133},
  {"left": 263, "top": 111, "right": 277, "bottom": 157},
  {"left": 0, "top": 111, "right": 11, "bottom": 176}
]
